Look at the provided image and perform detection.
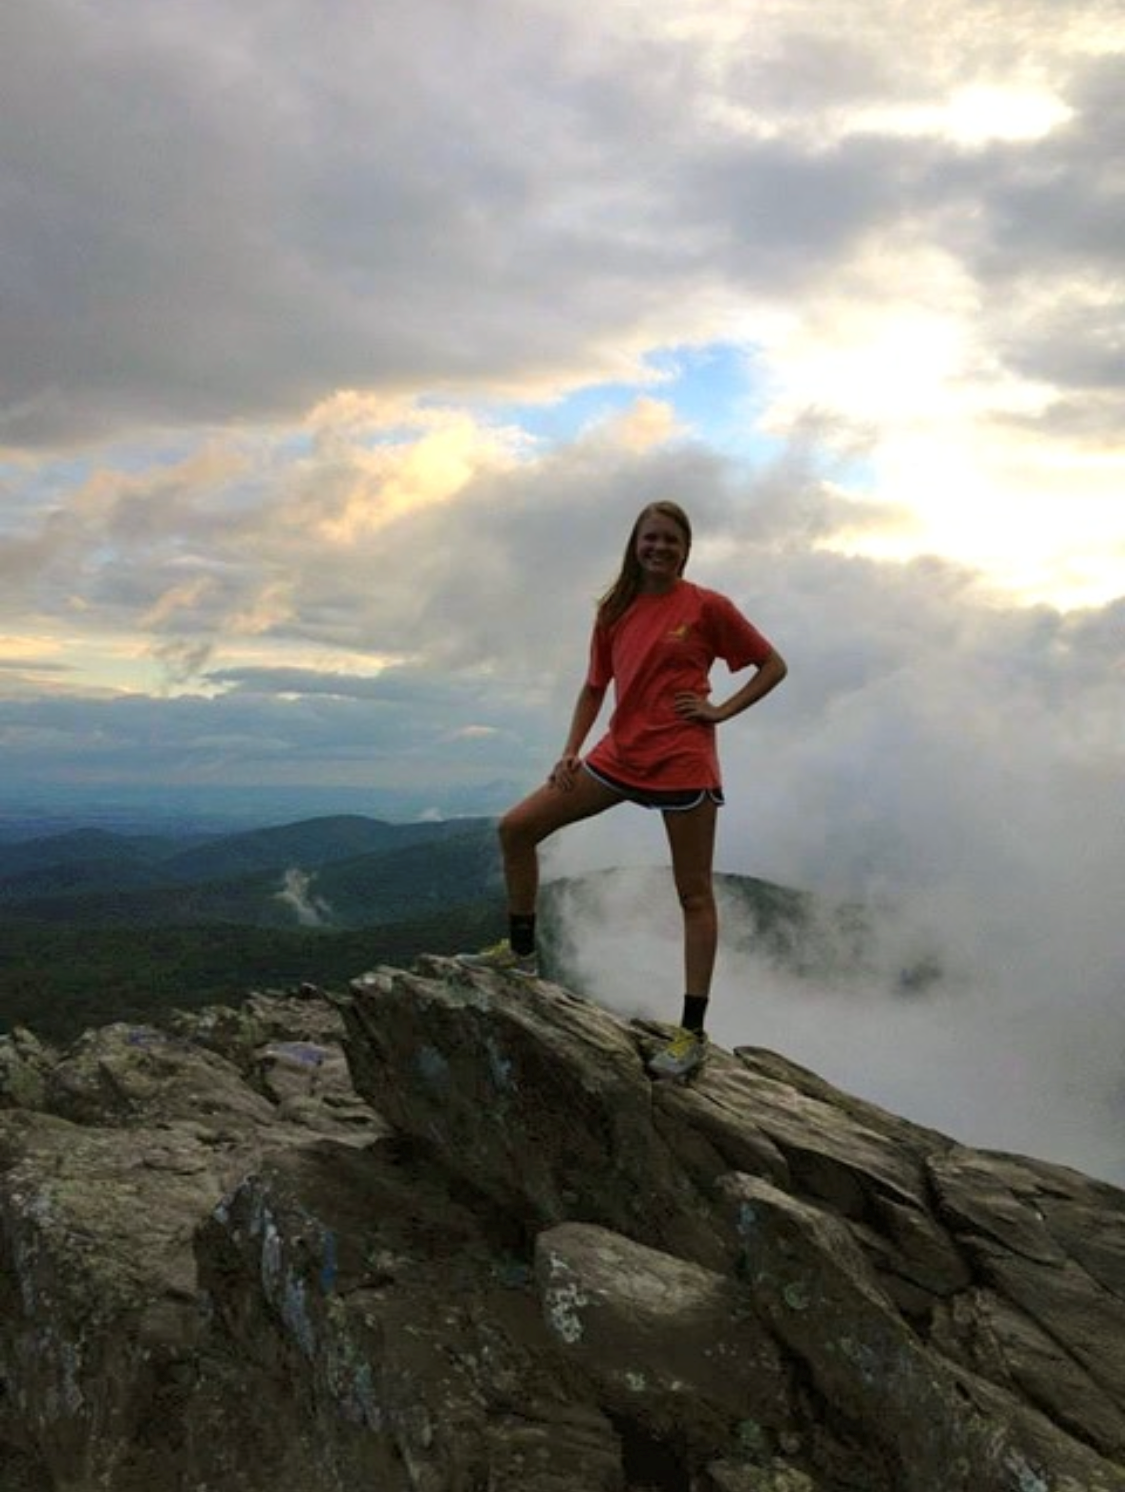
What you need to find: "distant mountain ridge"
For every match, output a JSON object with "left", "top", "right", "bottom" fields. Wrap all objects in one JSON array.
[
  {"left": 0, "top": 826, "right": 191, "bottom": 875},
  {"left": 156, "top": 813, "right": 492, "bottom": 882},
  {"left": 0, "top": 814, "right": 499, "bottom": 928},
  {"left": 0, "top": 812, "right": 940, "bottom": 1049}
]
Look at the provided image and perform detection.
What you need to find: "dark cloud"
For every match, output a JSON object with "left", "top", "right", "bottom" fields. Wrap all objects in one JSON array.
[
  {"left": 0, "top": 665, "right": 548, "bottom": 793},
  {"left": 2, "top": 0, "right": 699, "bottom": 443},
  {"left": 5, "top": 0, "right": 1120, "bottom": 446},
  {"left": 901, "top": 49, "right": 1125, "bottom": 410},
  {"left": 981, "top": 53, "right": 1125, "bottom": 272},
  {"left": 679, "top": 132, "right": 936, "bottom": 295},
  {"left": 998, "top": 303, "right": 1125, "bottom": 396}
]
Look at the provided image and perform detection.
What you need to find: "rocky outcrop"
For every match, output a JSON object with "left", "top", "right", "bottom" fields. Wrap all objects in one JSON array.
[
  {"left": 0, "top": 988, "right": 384, "bottom": 1492},
  {"left": 2, "top": 962, "right": 1125, "bottom": 1490}
]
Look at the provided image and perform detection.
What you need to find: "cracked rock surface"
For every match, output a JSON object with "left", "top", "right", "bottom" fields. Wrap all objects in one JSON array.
[{"left": 2, "top": 963, "right": 1125, "bottom": 1490}]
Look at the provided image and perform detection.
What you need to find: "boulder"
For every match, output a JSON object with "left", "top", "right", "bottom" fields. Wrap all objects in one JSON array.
[
  {"left": 534, "top": 1220, "right": 793, "bottom": 1455},
  {"left": 344, "top": 959, "right": 726, "bottom": 1265},
  {"left": 0, "top": 991, "right": 383, "bottom": 1490},
  {"left": 0, "top": 1028, "right": 56, "bottom": 1112},
  {"left": 0, "top": 1108, "right": 222, "bottom": 1490},
  {"left": 195, "top": 1138, "right": 625, "bottom": 1491}
]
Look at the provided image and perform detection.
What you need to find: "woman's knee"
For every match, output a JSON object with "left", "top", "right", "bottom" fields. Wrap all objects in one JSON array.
[
  {"left": 678, "top": 881, "right": 714, "bottom": 912},
  {"left": 499, "top": 798, "right": 551, "bottom": 853},
  {"left": 498, "top": 808, "right": 528, "bottom": 854}
]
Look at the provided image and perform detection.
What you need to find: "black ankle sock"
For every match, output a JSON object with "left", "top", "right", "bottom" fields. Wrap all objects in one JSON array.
[
  {"left": 681, "top": 995, "right": 708, "bottom": 1033},
  {"left": 509, "top": 913, "right": 537, "bottom": 957}
]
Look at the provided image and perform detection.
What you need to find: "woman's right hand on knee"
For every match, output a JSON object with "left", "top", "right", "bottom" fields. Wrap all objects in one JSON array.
[{"left": 548, "top": 754, "right": 581, "bottom": 791}]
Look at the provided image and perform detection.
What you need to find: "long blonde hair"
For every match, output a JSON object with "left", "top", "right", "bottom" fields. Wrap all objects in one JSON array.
[{"left": 596, "top": 501, "right": 693, "bottom": 628}]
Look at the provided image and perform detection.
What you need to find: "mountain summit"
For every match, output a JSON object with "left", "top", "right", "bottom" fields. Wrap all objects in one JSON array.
[{"left": 1, "top": 960, "right": 1124, "bottom": 1490}]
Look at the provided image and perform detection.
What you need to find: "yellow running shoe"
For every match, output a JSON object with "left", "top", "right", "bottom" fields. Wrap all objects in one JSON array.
[
  {"left": 648, "top": 1027, "right": 709, "bottom": 1080},
  {"left": 454, "top": 938, "right": 539, "bottom": 978}
]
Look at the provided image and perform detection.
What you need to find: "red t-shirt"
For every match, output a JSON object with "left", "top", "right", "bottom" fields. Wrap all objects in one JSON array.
[{"left": 584, "top": 580, "right": 774, "bottom": 790}]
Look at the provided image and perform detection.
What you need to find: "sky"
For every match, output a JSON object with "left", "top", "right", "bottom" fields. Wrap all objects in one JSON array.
[{"left": 2, "top": 1, "right": 1123, "bottom": 1175}]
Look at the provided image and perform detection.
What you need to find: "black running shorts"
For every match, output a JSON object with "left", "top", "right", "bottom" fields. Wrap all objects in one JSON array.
[{"left": 582, "top": 762, "right": 725, "bottom": 812}]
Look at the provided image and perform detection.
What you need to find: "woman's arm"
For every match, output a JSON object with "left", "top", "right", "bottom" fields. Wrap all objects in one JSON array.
[
  {"left": 674, "top": 648, "right": 788, "bottom": 725},
  {"left": 549, "top": 682, "right": 608, "bottom": 789}
]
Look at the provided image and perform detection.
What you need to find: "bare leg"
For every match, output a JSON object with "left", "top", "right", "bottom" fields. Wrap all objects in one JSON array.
[
  {"left": 500, "top": 771, "right": 621, "bottom": 914},
  {"left": 662, "top": 798, "right": 719, "bottom": 998}
]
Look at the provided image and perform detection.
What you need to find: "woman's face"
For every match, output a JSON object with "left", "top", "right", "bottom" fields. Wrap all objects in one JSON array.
[{"left": 634, "top": 510, "right": 689, "bottom": 587}]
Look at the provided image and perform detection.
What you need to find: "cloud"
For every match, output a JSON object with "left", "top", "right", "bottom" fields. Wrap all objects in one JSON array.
[
  {"left": 3, "top": 0, "right": 703, "bottom": 442},
  {"left": 3, "top": 0, "right": 1118, "bottom": 446},
  {"left": 275, "top": 867, "right": 334, "bottom": 928},
  {"left": 538, "top": 553, "right": 1125, "bottom": 1182}
]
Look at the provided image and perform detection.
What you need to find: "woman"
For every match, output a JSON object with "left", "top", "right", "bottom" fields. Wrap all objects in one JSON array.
[{"left": 459, "top": 500, "right": 788, "bottom": 1078}]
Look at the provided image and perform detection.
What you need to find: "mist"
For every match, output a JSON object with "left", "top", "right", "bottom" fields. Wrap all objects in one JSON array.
[
  {"left": 536, "top": 575, "right": 1125, "bottom": 1186},
  {"left": 274, "top": 867, "right": 334, "bottom": 928}
]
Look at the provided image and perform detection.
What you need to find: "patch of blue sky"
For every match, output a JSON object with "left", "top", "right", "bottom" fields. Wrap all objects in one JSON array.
[
  {"left": 830, "top": 456, "right": 878, "bottom": 494},
  {"left": 1, "top": 451, "right": 91, "bottom": 495},
  {"left": 479, "top": 340, "right": 788, "bottom": 467},
  {"left": 646, "top": 342, "right": 774, "bottom": 453},
  {"left": 495, "top": 381, "right": 640, "bottom": 445},
  {"left": 105, "top": 434, "right": 204, "bottom": 472},
  {"left": 662, "top": 342, "right": 878, "bottom": 491}
]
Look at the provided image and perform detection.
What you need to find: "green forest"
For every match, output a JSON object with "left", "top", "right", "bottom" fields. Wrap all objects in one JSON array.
[
  {"left": 0, "top": 812, "right": 924, "bottom": 1048},
  {"left": 0, "top": 815, "right": 506, "bottom": 1043},
  {"left": 0, "top": 903, "right": 505, "bottom": 1045}
]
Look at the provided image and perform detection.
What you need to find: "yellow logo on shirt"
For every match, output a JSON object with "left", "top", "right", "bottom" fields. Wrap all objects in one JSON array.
[{"left": 666, "top": 622, "right": 692, "bottom": 641}]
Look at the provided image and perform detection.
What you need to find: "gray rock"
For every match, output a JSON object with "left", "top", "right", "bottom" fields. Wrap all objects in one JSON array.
[
  {"left": 42, "top": 1021, "right": 277, "bottom": 1129},
  {"left": 0, "top": 1028, "right": 56, "bottom": 1111},
  {"left": 345, "top": 959, "right": 724, "bottom": 1265},
  {"left": 341, "top": 959, "right": 1125, "bottom": 1490},
  {"left": 0, "top": 1108, "right": 223, "bottom": 1490},
  {"left": 534, "top": 1220, "right": 792, "bottom": 1455},
  {"left": 1, "top": 960, "right": 1125, "bottom": 1491},
  {"left": 0, "top": 990, "right": 384, "bottom": 1490},
  {"left": 719, "top": 1171, "right": 1123, "bottom": 1490},
  {"left": 702, "top": 1463, "right": 819, "bottom": 1492},
  {"left": 195, "top": 1139, "right": 625, "bottom": 1491}
]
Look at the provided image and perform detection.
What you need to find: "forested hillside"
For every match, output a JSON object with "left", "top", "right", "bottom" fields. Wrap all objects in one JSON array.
[
  {"left": 0, "top": 815, "right": 504, "bottom": 1041},
  {"left": 0, "top": 813, "right": 927, "bottom": 1046}
]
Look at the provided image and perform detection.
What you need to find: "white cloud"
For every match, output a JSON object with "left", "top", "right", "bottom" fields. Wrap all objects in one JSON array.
[{"left": 541, "top": 558, "right": 1125, "bottom": 1183}]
